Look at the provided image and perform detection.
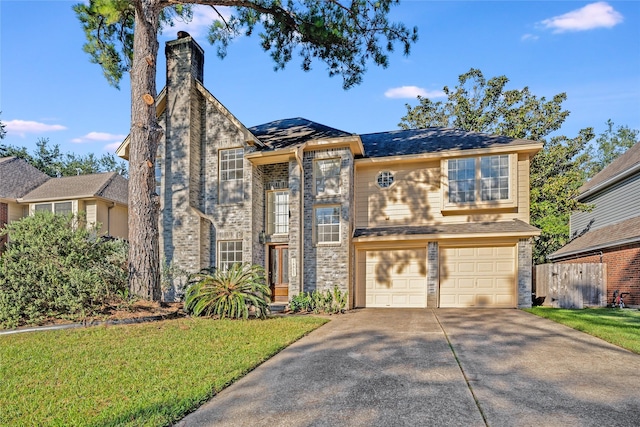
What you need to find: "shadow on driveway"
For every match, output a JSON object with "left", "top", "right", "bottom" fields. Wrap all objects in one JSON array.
[{"left": 176, "top": 309, "right": 640, "bottom": 427}]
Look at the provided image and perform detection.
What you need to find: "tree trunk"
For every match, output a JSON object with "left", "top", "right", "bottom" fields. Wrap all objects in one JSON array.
[{"left": 128, "top": 0, "right": 162, "bottom": 300}]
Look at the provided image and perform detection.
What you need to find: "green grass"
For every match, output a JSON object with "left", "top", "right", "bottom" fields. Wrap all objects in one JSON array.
[
  {"left": 0, "top": 316, "right": 328, "bottom": 427},
  {"left": 524, "top": 307, "right": 640, "bottom": 354}
]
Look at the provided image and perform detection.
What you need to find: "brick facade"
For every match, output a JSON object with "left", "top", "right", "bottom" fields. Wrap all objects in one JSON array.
[
  {"left": 558, "top": 243, "right": 640, "bottom": 306},
  {"left": 0, "top": 202, "right": 7, "bottom": 255}
]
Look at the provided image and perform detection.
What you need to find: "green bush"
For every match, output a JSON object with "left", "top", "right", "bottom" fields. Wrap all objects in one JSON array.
[
  {"left": 0, "top": 212, "right": 128, "bottom": 328},
  {"left": 290, "top": 286, "right": 348, "bottom": 314},
  {"left": 185, "top": 263, "right": 271, "bottom": 319}
]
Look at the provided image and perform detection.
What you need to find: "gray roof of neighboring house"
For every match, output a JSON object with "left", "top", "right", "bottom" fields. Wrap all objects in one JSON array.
[
  {"left": 354, "top": 219, "right": 540, "bottom": 238},
  {"left": 249, "top": 117, "right": 353, "bottom": 150},
  {"left": 0, "top": 157, "right": 50, "bottom": 199},
  {"left": 359, "top": 128, "right": 540, "bottom": 158},
  {"left": 578, "top": 141, "right": 640, "bottom": 198},
  {"left": 20, "top": 172, "right": 128, "bottom": 205},
  {"left": 548, "top": 216, "right": 640, "bottom": 260}
]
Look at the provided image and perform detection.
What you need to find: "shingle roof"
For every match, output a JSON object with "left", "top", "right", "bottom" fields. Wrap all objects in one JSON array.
[
  {"left": 354, "top": 220, "right": 540, "bottom": 238},
  {"left": 0, "top": 157, "right": 50, "bottom": 199},
  {"left": 360, "top": 128, "right": 540, "bottom": 158},
  {"left": 549, "top": 216, "right": 640, "bottom": 259},
  {"left": 20, "top": 172, "right": 128, "bottom": 205},
  {"left": 249, "top": 118, "right": 353, "bottom": 149},
  {"left": 579, "top": 141, "right": 640, "bottom": 197}
]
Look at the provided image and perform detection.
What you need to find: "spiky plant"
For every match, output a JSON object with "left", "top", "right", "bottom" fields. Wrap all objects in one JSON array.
[{"left": 185, "top": 263, "right": 271, "bottom": 319}]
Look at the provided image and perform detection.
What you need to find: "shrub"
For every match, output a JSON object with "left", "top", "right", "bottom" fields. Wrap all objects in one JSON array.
[
  {"left": 0, "top": 212, "right": 128, "bottom": 328},
  {"left": 290, "top": 286, "right": 348, "bottom": 314},
  {"left": 185, "top": 263, "right": 271, "bottom": 319}
]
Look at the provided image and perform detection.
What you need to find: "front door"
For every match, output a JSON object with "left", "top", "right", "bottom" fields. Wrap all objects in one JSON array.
[{"left": 269, "top": 245, "right": 289, "bottom": 303}]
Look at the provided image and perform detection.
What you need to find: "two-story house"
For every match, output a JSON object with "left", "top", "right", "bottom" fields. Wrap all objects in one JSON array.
[
  {"left": 118, "top": 34, "right": 542, "bottom": 308},
  {"left": 549, "top": 142, "right": 640, "bottom": 306}
]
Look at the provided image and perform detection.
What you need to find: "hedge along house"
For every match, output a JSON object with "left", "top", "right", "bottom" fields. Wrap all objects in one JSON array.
[{"left": 117, "top": 34, "right": 542, "bottom": 307}]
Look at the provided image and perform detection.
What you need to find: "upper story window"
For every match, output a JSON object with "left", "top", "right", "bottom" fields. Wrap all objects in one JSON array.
[
  {"left": 377, "top": 171, "right": 395, "bottom": 188},
  {"left": 480, "top": 155, "right": 509, "bottom": 201},
  {"left": 155, "top": 155, "right": 162, "bottom": 196},
  {"left": 34, "top": 201, "right": 73, "bottom": 215},
  {"left": 218, "top": 240, "right": 242, "bottom": 271},
  {"left": 267, "top": 190, "right": 289, "bottom": 235},
  {"left": 445, "top": 154, "right": 515, "bottom": 209},
  {"left": 315, "top": 205, "right": 340, "bottom": 243},
  {"left": 448, "top": 158, "right": 477, "bottom": 203},
  {"left": 314, "top": 158, "right": 341, "bottom": 196},
  {"left": 219, "top": 148, "right": 244, "bottom": 204}
]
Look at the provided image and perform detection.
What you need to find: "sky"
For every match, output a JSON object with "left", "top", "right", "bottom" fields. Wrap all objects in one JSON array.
[{"left": 1, "top": 1, "right": 639, "bottom": 156}]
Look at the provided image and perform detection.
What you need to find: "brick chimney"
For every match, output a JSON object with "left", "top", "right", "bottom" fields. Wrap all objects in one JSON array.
[{"left": 166, "top": 31, "right": 204, "bottom": 84}]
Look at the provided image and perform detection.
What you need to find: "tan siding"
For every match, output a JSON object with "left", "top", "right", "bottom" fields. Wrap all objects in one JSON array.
[
  {"left": 518, "top": 153, "right": 530, "bottom": 222},
  {"left": 355, "top": 161, "right": 439, "bottom": 227},
  {"left": 85, "top": 201, "right": 98, "bottom": 228},
  {"left": 108, "top": 205, "right": 128, "bottom": 239},
  {"left": 356, "top": 154, "right": 533, "bottom": 227},
  {"left": 7, "top": 202, "right": 26, "bottom": 223}
]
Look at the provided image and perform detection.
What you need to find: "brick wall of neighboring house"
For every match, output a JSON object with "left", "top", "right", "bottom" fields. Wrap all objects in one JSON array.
[
  {"left": 0, "top": 202, "right": 7, "bottom": 255},
  {"left": 558, "top": 243, "right": 640, "bottom": 306}
]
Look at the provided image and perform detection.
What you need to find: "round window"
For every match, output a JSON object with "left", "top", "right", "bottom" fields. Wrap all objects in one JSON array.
[{"left": 377, "top": 171, "right": 394, "bottom": 188}]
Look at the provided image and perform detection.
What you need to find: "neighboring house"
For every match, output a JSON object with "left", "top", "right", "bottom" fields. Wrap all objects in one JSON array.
[
  {"left": 549, "top": 142, "right": 640, "bottom": 306},
  {"left": 18, "top": 172, "right": 129, "bottom": 239},
  {"left": 0, "top": 157, "right": 129, "bottom": 254},
  {"left": 0, "top": 157, "right": 50, "bottom": 252},
  {"left": 118, "top": 34, "right": 542, "bottom": 308}
]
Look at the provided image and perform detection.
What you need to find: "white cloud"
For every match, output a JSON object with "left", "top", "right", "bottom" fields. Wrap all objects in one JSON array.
[
  {"left": 72, "top": 132, "right": 127, "bottom": 144},
  {"left": 167, "top": 5, "right": 232, "bottom": 38},
  {"left": 384, "top": 86, "right": 445, "bottom": 99},
  {"left": 521, "top": 33, "right": 539, "bottom": 42},
  {"left": 540, "top": 2, "right": 623, "bottom": 33},
  {"left": 4, "top": 120, "right": 67, "bottom": 137},
  {"left": 103, "top": 142, "right": 122, "bottom": 153}
]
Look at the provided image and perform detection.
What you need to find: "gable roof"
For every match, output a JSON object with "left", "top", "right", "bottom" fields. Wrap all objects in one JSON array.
[
  {"left": 359, "top": 128, "right": 541, "bottom": 158},
  {"left": 578, "top": 141, "right": 640, "bottom": 200},
  {"left": 548, "top": 216, "right": 640, "bottom": 260},
  {"left": 19, "top": 172, "right": 128, "bottom": 205},
  {"left": 249, "top": 118, "right": 353, "bottom": 150},
  {"left": 0, "top": 157, "right": 50, "bottom": 199}
]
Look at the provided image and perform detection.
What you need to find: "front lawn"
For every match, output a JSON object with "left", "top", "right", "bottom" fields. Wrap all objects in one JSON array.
[
  {"left": 0, "top": 316, "right": 328, "bottom": 427},
  {"left": 524, "top": 307, "right": 640, "bottom": 354}
]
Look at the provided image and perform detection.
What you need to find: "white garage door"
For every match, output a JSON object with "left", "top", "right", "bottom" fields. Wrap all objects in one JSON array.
[
  {"left": 440, "top": 246, "right": 516, "bottom": 308},
  {"left": 362, "top": 249, "right": 427, "bottom": 308}
]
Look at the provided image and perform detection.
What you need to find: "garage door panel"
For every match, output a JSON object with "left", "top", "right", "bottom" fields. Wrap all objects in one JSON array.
[
  {"left": 363, "top": 249, "right": 427, "bottom": 308},
  {"left": 440, "top": 246, "right": 516, "bottom": 308}
]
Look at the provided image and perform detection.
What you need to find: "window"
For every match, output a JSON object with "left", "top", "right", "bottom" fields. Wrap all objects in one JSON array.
[
  {"left": 314, "top": 158, "right": 341, "bottom": 195},
  {"left": 155, "top": 154, "right": 162, "bottom": 195},
  {"left": 446, "top": 155, "right": 513, "bottom": 206},
  {"left": 34, "top": 201, "right": 73, "bottom": 215},
  {"left": 220, "top": 148, "right": 244, "bottom": 204},
  {"left": 218, "top": 240, "right": 242, "bottom": 271},
  {"left": 377, "top": 171, "right": 394, "bottom": 188},
  {"left": 448, "top": 158, "right": 476, "bottom": 203},
  {"left": 267, "top": 190, "right": 289, "bottom": 235},
  {"left": 480, "top": 155, "right": 509, "bottom": 201},
  {"left": 315, "top": 206, "right": 340, "bottom": 243}
]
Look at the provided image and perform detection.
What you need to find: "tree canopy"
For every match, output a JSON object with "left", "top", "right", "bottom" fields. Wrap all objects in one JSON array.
[
  {"left": 75, "top": 0, "right": 418, "bottom": 300},
  {"left": 399, "top": 68, "right": 595, "bottom": 264},
  {"left": 587, "top": 119, "right": 639, "bottom": 177},
  {"left": 0, "top": 138, "right": 128, "bottom": 177}
]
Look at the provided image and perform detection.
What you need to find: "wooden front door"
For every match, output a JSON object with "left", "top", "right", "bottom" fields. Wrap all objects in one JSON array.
[{"left": 269, "top": 245, "right": 289, "bottom": 303}]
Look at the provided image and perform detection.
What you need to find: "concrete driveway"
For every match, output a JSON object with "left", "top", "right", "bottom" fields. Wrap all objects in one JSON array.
[{"left": 176, "top": 309, "right": 640, "bottom": 427}]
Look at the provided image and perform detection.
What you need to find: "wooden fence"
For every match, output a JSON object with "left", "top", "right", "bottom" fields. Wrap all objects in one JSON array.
[{"left": 535, "top": 263, "right": 607, "bottom": 308}]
